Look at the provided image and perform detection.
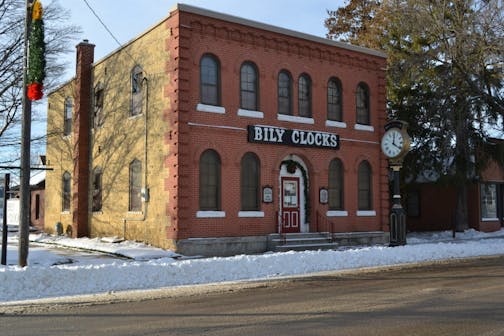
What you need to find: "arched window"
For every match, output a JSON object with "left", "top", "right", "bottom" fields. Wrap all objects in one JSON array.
[
  {"left": 129, "top": 159, "right": 142, "bottom": 212},
  {"left": 240, "top": 62, "right": 259, "bottom": 111},
  {"left": 358, "top": 160, "right": 372, "bottom": 210},
  {"left": 356, "top": 82, "right": 370, "bottom": 125},
  {"left": 298, "top": 74, "right": 312, "bottom": 117},
  {"left": 327, "top": 78, "right": 342, "bottom": 121},
  {"left": 278, "top": 70, "right": 292, "bottom": 115},
  {"left": 63, "top": 97, "right": 72, "bottom": 136},
  {"left": 200, "top": 54, "right": 221, "bottom": 106},
  {"left": 131, "top": 65, "right": 143, "bottom": 116},
  {"left": 62, "top": 171, "right": 71, "bottom": 212},
  {"left": 240, "top": 152, "right": 260, "bottom": 211},
  {"left": 199, "top": 149, "right": 221, "bottom": 211},
  {"left": 92, "top": 167, "right": 102, "bottom": 212},
  {"left": 328, "top": 159, "right": 344, "bottom": 210}
]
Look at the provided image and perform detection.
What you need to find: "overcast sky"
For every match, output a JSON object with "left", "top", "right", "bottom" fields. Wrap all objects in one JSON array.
[{"left": 41, "top": 0, "right": 345, "bottom": 80}]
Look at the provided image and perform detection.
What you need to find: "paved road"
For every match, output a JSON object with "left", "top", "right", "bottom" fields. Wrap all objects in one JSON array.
[{"left": 2, "top": 256, "right": 504, "bottom": 336}]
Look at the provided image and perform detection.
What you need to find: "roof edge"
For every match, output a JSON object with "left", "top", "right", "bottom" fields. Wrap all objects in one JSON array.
[{"left": 174, "top": 3, "right": 387, "bottom": 59}]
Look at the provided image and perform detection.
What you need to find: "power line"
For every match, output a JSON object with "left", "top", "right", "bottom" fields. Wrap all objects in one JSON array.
[{"left": 81, "top": 0, "right": 122, "bottom": 47}]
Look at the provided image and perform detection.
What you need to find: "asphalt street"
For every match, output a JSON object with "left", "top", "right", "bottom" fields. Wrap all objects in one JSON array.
[{"left": 2, "top": 256, "right": 504, "bottom": 336}]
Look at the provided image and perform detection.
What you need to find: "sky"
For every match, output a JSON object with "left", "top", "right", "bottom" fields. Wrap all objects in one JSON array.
[
  {"left": 42, "top": 0, "right": 345, "bottom": 81},
  {"left": 2, "top": 229, "right": 504, "bottom": 302}
]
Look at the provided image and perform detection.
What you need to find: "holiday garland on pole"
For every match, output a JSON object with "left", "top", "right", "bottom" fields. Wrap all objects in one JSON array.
[{"left": 27, "top": 0, "right": 46, "bottom": 101}]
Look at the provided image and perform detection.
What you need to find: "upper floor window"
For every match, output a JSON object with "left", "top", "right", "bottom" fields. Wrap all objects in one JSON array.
[
  {"left": 199, "top": 149, "right": 221, "bottom": 211},
  {"left": 131, "top": 65, "right": 143, "bottom": 116},
  {"left": 129, "top": 159, "right": 142, "bottom": 212},
  {"left": 328, "top": 158, "right": 344, "bottom": 211},
  {"left": 357, "top": 160, "right": 372, "bottom": 210},
  {"left": 200, "top": 54, "right": 221, "bottom": 106},
  {"left": 278, "top": 70, "right": 292, "bottom": 115},
  {"left": 92, "top": 167, "right": 102, "bottom": 212},
  {"left": 63, "top": 97, "right": 72, "bottom": 136},
  {"left": 327, "top": 78, "right": 342, "bottom": 121},
  {"left": 298, "top": 74, "right": 312, "bottom": 118},
  {"left": 240, "top": 62, "right": 259, "bottom": 111},
  {"left": 93, "top": 82, "right": 104, "bottom": 128},
  {"left": 62, "top": 171, "right": 71, "bottom": 212},
  {"left": 241, "top": 152, "right": 260, "bottom": 211},
  {"left": 356, "top": 82, "right": 370, "bottom": 125}
]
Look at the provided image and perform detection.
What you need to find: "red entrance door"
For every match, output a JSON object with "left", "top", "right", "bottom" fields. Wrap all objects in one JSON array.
[{"left": 281, "top": 176, "right": 300, "bottom": 233}]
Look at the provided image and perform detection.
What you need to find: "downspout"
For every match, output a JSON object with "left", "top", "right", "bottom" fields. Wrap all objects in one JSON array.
[{"left": 122, "top": 75, "right": 149, "bottom": 239}]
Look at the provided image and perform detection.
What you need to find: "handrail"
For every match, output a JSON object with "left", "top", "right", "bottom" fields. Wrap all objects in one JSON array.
[
  {"left": 276, "top": 211, "right": 286, "bottom": 245},
  {"left": 316, "top": 210, "right": 335, "bottom": 242}
]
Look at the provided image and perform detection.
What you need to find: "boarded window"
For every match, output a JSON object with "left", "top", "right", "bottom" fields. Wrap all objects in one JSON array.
[
  {"left": 328, "top": 159, "right": 344, "bottom": 210},
  {"left": 241, "top": 152, "right": 260, "bottom": 211},
  {"left": 62, "top": 171, "right": 71, "bottom": 212},
  {"left": 199, "top": 149, "right": 221, "bottom": 211},
  {"left": 358, "top": 161, "right": 372, "bottom": 210},
  {"left": 129, "top": 160, "right": 142, "bottom": 212}
]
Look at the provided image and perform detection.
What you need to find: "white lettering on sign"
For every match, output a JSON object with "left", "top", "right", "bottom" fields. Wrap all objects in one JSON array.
[{"left": 248, "top": 125, "right": 340, "bottom": 150}]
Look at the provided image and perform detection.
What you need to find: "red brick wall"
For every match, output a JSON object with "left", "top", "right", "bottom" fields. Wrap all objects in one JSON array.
[
  {"left": 166, "top": 9, "right": 389, "bottom": 240},
  {"left": 72, "top": 41, "right": 95, "bottom": 237}
]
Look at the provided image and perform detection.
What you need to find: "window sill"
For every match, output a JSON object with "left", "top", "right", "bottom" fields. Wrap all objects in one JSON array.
[
  {"left": 482, "top": 217, "right": 499, "bottom": 222},
  {"left": 357, "top": 210, "right": 376, "bottom": 217},
  {"left": 238, "top": 211, "right": 264, "bottom": 218},
  {"left": 127, "top": 211, "right": 143, "bottom": 215},
  {"left": 197, "top": 103, "right": 226, "bottom": 114},
  {"left": 197, "top": 211, "right": 226, "bottom": 218},
  {"left": 277, "top": 114, "right": 315, "bottom": 124},
  {"left": 128, "top": 113, "right": 143, "bottom": 120},
  {"left": 354, "top": 124, "right": 374, "bottom": 132},
  {"left": 61, "top": 211, "right": 71, "bottom": 214},
  {"left": 326, "top": 210, "right": 348, "bottom": 217},
  {"left": 237, "top": 109, "right": 264, "bottom": 119},
  {"left": 326, "top": 120, "right": 347, "bottom": 128}
]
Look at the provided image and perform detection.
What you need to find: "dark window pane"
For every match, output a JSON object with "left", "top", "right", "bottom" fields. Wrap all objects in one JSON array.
[
  {"left": 94, "top": 84, "right": 104, "bottom": 128},
  {"left": 200, "top": 55, "right": 220, "bottom": 106},
  {"left": 356, "top": 83, "right": 370, "bottom": 125},
  {"left": 298, "top": 74, "right": 312, "bottom": 117},
  {"left": 278, "top": 71, "right": 292, "bottom": 115},
  {"left": 199, "top": 150, "right": 221, "bottom": 211},
  {"left": 241, "top": 152, "right": 260, "bottom": 211},
  {"left": 328, "top": 159, "right": 343, "bottom": 210},
  {"left": 358, "top": 161, "right": 372, "bottom": 210},
  {"left": 327, "top": 78, "right": 342, "bottom": 121},
  {"left": 93, "top": 168, "right": 102, "bottom": 212}
]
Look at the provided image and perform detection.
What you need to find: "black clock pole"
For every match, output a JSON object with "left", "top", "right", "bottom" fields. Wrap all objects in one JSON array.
[{"left": 389, "top": 163, "right": 407, "bottom": 246}]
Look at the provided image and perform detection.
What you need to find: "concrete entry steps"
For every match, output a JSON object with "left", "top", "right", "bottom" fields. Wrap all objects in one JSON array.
[{"left": 268, "top": 231, "right": 389, "bottom": 252}]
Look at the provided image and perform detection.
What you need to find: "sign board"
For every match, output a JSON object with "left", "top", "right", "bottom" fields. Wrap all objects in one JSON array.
[
  {"left": 248, "top": 125, "right": 339, "bottom": 150},
  {"left": 319, "top": 188, "right": 328, "bottom": 204},
  {"left": 7, "top": 199, "right": 19, "bottom": 226},
  {"left": 263, "top": 186, "right": 273, "bottom": 203}
]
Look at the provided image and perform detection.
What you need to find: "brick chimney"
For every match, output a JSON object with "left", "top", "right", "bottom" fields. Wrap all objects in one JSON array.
[{"left": 72, "top": 40, "right": 95, "bottom": 237}]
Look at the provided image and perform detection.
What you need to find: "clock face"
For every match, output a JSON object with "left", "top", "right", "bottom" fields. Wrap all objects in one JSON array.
[{"left": 381, "top": 129, "right": 404, "bottom": 158}]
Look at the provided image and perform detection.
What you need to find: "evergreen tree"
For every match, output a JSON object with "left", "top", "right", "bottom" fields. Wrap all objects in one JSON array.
[{"left": 326, "top": 0, "right": 504, "bottom": 231}]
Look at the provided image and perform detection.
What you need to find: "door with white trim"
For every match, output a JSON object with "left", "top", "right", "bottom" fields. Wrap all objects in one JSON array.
[{"left": 281, "top": 176, "right": 300, "bottom": 233}]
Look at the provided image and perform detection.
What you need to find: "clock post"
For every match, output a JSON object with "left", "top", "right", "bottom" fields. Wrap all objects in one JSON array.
[{"left": 381, "top": 121, "right": 410, "bottom": 246}]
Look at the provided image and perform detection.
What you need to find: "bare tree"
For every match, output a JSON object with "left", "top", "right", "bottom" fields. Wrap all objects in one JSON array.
[{"left": 0, "top": 0, "right": 81, "bottom": 166}]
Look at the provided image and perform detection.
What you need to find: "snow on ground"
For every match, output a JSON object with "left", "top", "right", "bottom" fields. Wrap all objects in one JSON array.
[{"left": 1, "top": 229, "right": 504, "bottom": 303}]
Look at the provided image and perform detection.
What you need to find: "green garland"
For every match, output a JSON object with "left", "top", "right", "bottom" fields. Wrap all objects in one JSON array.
[
  {"left": 281, "top": 160, "right": 310, "bottom": 219},
  {"left": 27, "top": 14, "right": 46, "bottom": 84}
]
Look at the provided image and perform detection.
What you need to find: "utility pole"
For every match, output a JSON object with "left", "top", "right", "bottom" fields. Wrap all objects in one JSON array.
[{"left": 19, "top": 0, "right": 35, "bottom": 267}]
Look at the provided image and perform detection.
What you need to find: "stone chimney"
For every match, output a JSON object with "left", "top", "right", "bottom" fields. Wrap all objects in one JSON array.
[{"left": 72, "top": 40, "right": 95, "bottom": 237}]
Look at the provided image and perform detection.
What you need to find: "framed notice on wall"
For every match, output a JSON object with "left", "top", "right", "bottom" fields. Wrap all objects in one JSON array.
[
  {"left": 319, "top": 188, "right": 328, "bottom": 204},
  {"left": 263, "top": 186, "right": 273, "bottom": 203}
]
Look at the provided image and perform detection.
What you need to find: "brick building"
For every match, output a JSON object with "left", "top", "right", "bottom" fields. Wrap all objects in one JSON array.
[{"left": 45, "top": 4, "right": 389, "bottom": 256}]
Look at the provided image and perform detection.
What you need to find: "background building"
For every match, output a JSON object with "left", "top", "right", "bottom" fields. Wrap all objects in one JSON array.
[{"left": 45, "top": 4, "right": 389, "bottom": 256}]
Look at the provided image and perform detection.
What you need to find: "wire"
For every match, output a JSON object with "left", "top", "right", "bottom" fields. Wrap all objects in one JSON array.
[{"left": 81, "top": 0, "right": 123, "bottom": 47}]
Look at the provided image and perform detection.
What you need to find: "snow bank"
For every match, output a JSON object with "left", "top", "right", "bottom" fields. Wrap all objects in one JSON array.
[{"left": 2, "top": 237, "right": 504, "bottom": 303}]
